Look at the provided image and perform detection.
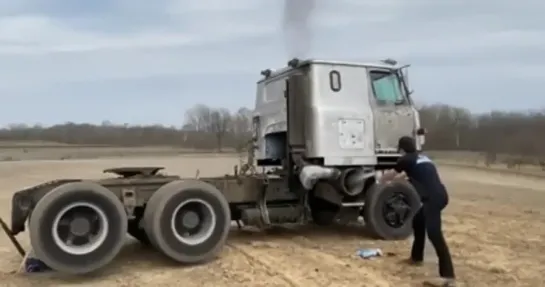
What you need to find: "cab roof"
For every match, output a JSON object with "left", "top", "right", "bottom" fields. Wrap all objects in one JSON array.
[{"left": 257, "top": 58, "right": 404, "bottom": 84}]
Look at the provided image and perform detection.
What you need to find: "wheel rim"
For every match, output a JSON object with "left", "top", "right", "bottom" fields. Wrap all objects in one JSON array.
[
  {"left": 171, "top": 199, "right": 216, "bottom": 246},
  {"left": 382, "top": 192, "right": 411, "bottom": 228},
  {"left": 52, "top": 202, "right": 109, "bottom": 255}
]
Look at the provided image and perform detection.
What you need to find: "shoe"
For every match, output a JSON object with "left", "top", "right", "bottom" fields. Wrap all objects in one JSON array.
[
  {"left": 423, "top": 277, "right": 456, "bottom": 287},
  {"left": 401, "top": 258, "right": 423, "bottom": 266}
]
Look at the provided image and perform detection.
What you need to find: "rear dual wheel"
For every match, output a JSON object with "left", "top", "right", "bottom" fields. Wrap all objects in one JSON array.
[
  {"left": 143, "top": 180, "right": 231, "bottom": 264},
  {"left": 29, "top": 182, "right": 127, "bottom": 274},
  {"left": 27, "top": 180, "right": 231, "bottom": 274}
]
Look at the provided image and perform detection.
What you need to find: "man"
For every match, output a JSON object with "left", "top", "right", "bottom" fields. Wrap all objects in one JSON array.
[{"left": 381, "top": 136, "right": 456, "bottom": 287}]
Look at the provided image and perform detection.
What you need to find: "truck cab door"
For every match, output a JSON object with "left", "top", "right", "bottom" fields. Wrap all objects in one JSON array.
[{"left": 367, "top": 68, "right": 417, "bottom": 153}]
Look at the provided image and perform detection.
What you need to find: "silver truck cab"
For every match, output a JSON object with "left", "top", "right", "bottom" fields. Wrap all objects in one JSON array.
[{"left": 253, "top": 58, "right": 425, "bottom": 167}]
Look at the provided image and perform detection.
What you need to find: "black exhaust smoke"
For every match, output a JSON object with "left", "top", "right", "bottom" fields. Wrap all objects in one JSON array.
[{"left": 282, "top": 0, "right": 317, "bottom": 59}]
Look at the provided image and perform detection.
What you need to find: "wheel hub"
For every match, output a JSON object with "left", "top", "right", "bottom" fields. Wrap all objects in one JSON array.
[
  {"left": 382, "top": 192, "right": 411, "bottom": 228},
  {"left": 171, "top": 199, "right": 216, "bottom": 246},
  {"left": 52, "top": 202, "right": 109, "bottom": 255},
  {"left": 70, "top": 217, "right": 91, "bottom": 236},
  {"left": 181, "top": 210, "right": 200, "bottom": 229}
]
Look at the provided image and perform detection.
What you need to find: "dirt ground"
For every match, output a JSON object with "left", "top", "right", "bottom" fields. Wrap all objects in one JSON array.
[{"left": 0, "top": 154, "right": 544, "bottom": 287}]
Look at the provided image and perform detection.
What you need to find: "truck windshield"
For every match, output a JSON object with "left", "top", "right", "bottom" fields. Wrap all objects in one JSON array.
[{"left": 369, "top": 70, "right": 406, "bottom": 105}]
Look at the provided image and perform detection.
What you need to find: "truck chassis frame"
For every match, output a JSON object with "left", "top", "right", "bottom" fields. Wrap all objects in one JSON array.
[{"left": 6, "top": 160, "right": 420, "bottom": 275}]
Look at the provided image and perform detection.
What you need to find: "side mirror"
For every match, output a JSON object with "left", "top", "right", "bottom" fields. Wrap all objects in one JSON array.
[{"left": 399, "top": 66, "right": 414, "bottom": 96}]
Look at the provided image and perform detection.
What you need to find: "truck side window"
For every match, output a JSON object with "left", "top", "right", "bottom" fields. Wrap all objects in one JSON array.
[{"left": 369, "top": 70, "right": 406, "bottom": 105}]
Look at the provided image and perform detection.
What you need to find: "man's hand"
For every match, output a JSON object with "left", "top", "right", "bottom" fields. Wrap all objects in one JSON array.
[
  {"left": 379, "top": 170, "right": 407, "bottom": 184},
  {"left": 379, "top": 169, "right": 396, "bottom": 183},
  {"left": 393, "top": 171, "right": 408, "bottom": 181}
]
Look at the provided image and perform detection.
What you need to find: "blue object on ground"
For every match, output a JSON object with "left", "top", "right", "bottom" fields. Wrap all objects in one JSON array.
[
  {"left": 25, "top": 257, "right": 51, "bottom": 273},
  {"left": 357, "top": 248, "right": 383, "bottom": 259}
]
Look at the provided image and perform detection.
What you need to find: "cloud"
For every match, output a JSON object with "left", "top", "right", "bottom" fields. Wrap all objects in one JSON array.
[
  {"left": 0, "top": 0, "right": 543, "bottom": 125},
  {"left": 168, "top": 0, "right": 262, "bottom": 13},
  {"left": 0, "top": 15, "right": 270, "bottom": 55}
]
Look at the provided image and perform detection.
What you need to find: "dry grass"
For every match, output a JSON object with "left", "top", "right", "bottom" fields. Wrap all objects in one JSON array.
[
  {"left": 428, "top": 150, "right": 545, "bottom": 178},
  {"left": 0, "top": 150, "right": 543, "bottom": 286}
]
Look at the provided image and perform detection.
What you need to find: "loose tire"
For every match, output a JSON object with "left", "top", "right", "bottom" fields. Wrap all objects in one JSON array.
[
  {"left": 363, "top": 180, "right": 421, "bottom": 240},
  {"left": 143, "top": 180, "right": 231, "bottom": 264},
  {"left": 29, "top": 181, "right": 127, "bottom": 274}
]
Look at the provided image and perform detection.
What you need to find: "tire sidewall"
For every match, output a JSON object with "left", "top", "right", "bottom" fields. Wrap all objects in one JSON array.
[{"left": 29, "top": 183, "right": 127, "bottom": 274}]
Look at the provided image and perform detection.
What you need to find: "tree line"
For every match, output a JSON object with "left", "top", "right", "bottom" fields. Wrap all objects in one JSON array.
[
  {"left": 420, "top": 104, "right": 545, "bottom": 158},
  {"left": 0, "top": 105, "right": 253, "bottom": 151},
  {"left": 0, "top": 104, "right": 544, "bottom": 159}
]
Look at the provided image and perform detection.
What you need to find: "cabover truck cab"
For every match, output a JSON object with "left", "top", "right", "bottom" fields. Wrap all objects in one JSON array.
[
  {"left": 7, "top": 58, "right": 424, "bottom": 276},
  {"left": 254, "top": 58, "right": 425, "bottom": 167}
]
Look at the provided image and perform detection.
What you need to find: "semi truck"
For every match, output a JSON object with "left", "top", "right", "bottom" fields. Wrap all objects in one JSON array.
[{"left": 7, "top": 58, "right": 426, "bottom": 274}]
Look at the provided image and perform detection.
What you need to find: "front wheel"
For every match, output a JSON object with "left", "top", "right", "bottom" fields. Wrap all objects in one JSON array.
[{"left": 363, "top": 181, "right": 421, "bottom": 240}]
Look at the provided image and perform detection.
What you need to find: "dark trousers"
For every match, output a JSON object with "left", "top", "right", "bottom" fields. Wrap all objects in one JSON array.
[{"left": 411, "top": 199, "right": 455, "bottom": 279}]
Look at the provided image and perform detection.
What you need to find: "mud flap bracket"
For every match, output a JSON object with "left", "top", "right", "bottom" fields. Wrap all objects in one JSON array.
[
  {"left": 0, "top": 217, "right": 25, "bottom": 257},
  {"left": 257, "top": 177, "right": 271, "bottom": 227}
]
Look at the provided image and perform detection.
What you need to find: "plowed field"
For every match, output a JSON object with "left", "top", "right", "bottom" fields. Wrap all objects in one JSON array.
[{"left": 0, "top": 155, "right": 543, "bottom": 287}]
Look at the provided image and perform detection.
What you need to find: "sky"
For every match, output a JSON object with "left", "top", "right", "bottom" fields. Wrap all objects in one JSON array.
[{"left": 0, "top": 0, "right": 543, "bottom": 126}]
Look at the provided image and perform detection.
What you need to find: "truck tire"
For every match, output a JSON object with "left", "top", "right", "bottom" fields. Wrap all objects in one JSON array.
[
  {"left": 309, "top": 195, "right": 338, "bottom": 226},
  {"left": 29, "top": 181, "right": 127, "bottom": 274},
  {"left": 363, "top": 181, "right": 420, "bottom": 240},
  {"left": 143, "top": 180, "right": 231, "bottom": 264}
]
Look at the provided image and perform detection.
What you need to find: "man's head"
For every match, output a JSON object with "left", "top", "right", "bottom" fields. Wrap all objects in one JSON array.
[{"left": 398, "top": 136, "right": 417, "bottom": 154}]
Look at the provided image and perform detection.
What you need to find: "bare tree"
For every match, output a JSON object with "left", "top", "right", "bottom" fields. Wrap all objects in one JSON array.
[
  {"left": 210, "top": 108, "right": 232, "bottom": 151},
  {"left": 232, "top": 107, "right": 253, "bottom": 134},
  {"left": 184, "top": 104, "right": 213, "bottom": 132},
  {"left": 230, "top": 107, "right": 253, "bottom": 152},
  {"left": 449, "top": 107, "right": 472, "bottom": 148}
]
